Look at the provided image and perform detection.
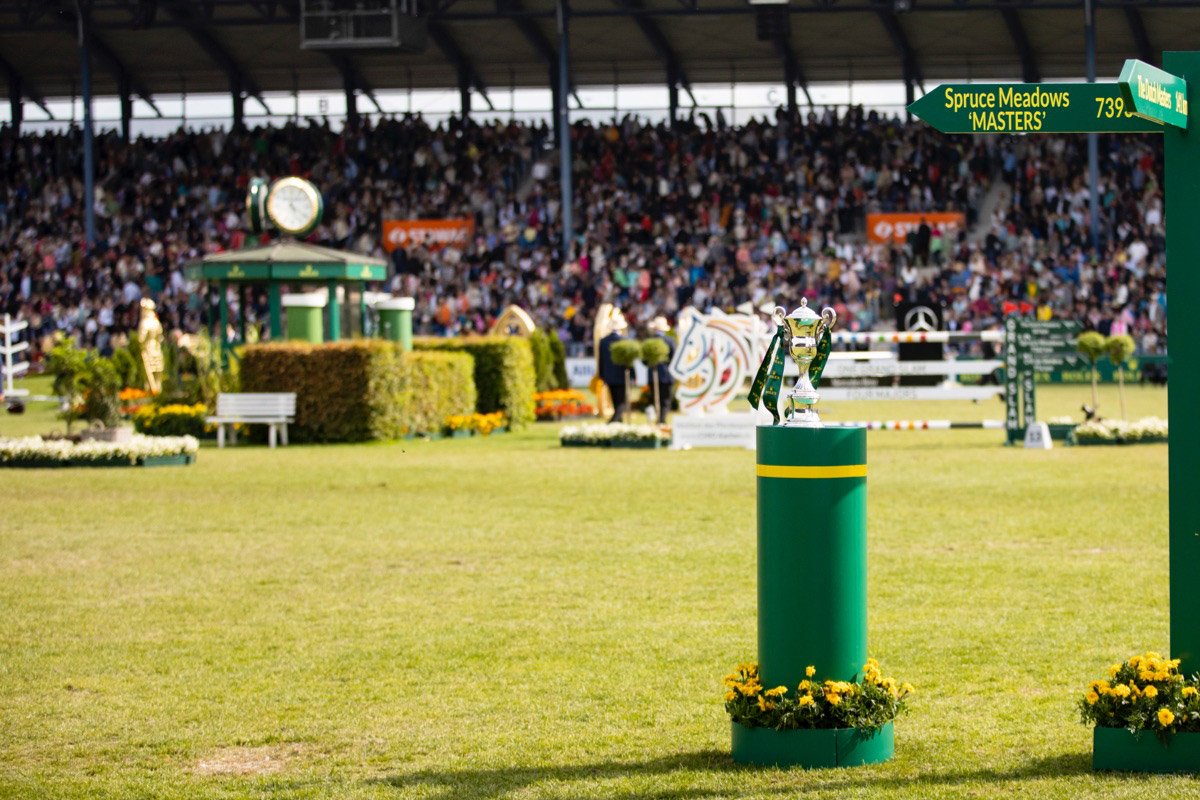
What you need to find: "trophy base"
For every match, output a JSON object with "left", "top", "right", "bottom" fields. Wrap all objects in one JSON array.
[{"left": 783, "top": 404, "right": 822, "bottom": 428}]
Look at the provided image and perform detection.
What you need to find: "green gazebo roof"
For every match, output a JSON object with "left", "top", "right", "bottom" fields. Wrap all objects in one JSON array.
[{"left": 187, "top": 241, "right": 388, "bottom": 283}]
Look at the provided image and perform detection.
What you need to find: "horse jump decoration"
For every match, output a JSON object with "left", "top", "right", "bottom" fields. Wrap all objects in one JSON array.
[{"left": 669, "top": 308, "right": 771, "bottom": 414}]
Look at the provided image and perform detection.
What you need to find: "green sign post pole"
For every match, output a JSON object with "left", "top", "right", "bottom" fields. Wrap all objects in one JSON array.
[
  {"left": 1164, "top": 52, "right": 1200, "bottom": 676},
  {"left": 913, "top": 56, "right": 1196, "bottom": 772}
]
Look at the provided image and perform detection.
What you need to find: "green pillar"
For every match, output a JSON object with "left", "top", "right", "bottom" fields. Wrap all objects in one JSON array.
[
  {"left": 756, "top": 426, "right": 868, "bottom": 685},
  {"left": 238, "top": 284, "right": 248, "bottom": 345},
  {"left": 283, "top": 294, "right": 325, "bottom": 344},
  {"left": 1166, "top": 51, "right": 1200, "bottom": 675},
  {"left": 218, "top": 280, "right": 228, "bottom": 361},
  {"left": 733, "top": 424, "right": 891, "bottom": 768},
  {"left": 360, "top": 282, "right": 369, "bottom": 337},
  {"left": 268, "top": 283, "right": 282, "bottom": 340},
  {"left": 377, "top": 297, "right": 415, "bottom": 351},
  {"left": 327, "top": 280, "right": 341, "bottom": 342}
]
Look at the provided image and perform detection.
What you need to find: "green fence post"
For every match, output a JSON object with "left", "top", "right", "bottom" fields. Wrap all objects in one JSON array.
[
  {"left": 268, "top": 283, "right": 283, "bottom": 340},
  {"left": 282, "top": 294, "right": 325, "bottom": 344},
  {"left": 377, "top": 297, "right": 415, "bottom": 352},
  {"left": 327, "top": 280, "right": 341, "bottom": 342}
]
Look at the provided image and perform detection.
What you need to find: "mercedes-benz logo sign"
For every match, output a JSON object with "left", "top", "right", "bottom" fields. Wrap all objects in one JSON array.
[{"left": 904, "top": 306, "right": 938, "bottom": 332}]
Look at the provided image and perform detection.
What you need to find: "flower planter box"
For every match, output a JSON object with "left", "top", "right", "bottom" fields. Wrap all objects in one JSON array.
[
  {"left": 1047, "top": 423, "right": 1077, "bottom": 444},
  {"left": 449, "top": 430, "right": 473, "bottom": 439},
  {"left": 1093, "top": 727, "right": 1200, "bottom": 773},
  {"left": 1076, "top": 436, "right": 1168, "bottom": 446},
  {"left": 610, "top": 439, "right": 663, "bottom": 449},
  {"left": 140, "top": 454, "right": 196, "bottom": 467},
  {"left": 74, "top": 457, "right": 137, "bottom": 468},
  {"left": 731, "top": 721, "right": 893, "bottom": 769}
]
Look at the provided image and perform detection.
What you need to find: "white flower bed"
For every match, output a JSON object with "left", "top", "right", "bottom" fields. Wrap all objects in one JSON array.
[
  {"left": 1075, "top": 416, "right": 1168, "bottom": 444},
  {"left": 560, "top": 423, "right": 669, "bottom": 446},
  {"left": 0, "top": 435, "right": 199, "bottom": 466}
]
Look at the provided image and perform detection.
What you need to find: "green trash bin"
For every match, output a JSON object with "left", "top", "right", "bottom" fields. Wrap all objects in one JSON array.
[
  {"left": 283, "top": 293, "right": 325, "bottom": 343},
  {"left": 377, "top": 297, "right": 415, "bottom": 352}
]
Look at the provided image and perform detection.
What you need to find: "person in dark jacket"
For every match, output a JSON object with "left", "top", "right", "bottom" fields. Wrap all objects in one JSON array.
[
  {"left": 598, "top": 322, "right": 628, "bottom": 423},
  {"left": 647, "top": 316, "right": 675, "bottom": 422}
]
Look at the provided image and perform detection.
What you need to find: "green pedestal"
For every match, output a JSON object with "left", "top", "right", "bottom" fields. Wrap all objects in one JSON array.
[
  {"left": 757, "top": 425, "right": 868, "bottom": 686},
  {"left": 732, "top": 425, "right": 889, "bottom": 769},
  {"left": 1094, "top": 728, "right": 1200, "bottom": 774},
  {"left": 284, "top": 296, "right": 325, "bottom": 344},
  {"left": 378, "top": 297, "right": 415, "bottom": 352}
]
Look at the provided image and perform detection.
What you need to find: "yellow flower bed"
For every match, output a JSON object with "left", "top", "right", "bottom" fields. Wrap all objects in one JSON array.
[
  {"left": 724, "top": 659, "right": 913, "bottom": 731},
  {"left": 1081, "top": 651, "right": 1200, "bottom": 737},
  {"left": 444, "top": 412, "right": 509, "bottom": 436}
]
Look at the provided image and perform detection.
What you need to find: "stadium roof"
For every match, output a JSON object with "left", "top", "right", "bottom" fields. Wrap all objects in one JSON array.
[{"left": 3, "top": 0, "right": 1200, "bottom": 115}]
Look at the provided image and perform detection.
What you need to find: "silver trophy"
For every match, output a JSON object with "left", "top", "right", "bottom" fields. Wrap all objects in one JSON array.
[{"left": 773, "top": 299, "right": 837, "bottom": 427}]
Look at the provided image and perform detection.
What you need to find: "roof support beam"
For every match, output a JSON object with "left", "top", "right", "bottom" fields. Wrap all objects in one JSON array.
[
  {"left": 1124, "top": 5, "right": 1156, "bottom": 66},
  {"left": 1001, "top": 8, "right": 1039, "bottom": 83},
  {"left": 56, "top": 2, "right": 163, "bottom": 116},
  {"left": 0, "top": 52, "right": 52, "bottom": 117},
  {"left": 428, "top": 22, "right": 493, "bottom": 110},
  {"left": 876, "top": 7, "right": 922, "bottom": 90},
  {"left": 160, "top": 0, "right": 270, "bottom": 114},
  {"left": 775, "top": 38, "right": 813, "bottom": 108},
  {"left": 612, "top": 0, "right": 695, "bottom": 104},
  {"left": 326, "top": 53, "right": 383, "bottom": 114},
  {"left": 500, "top": 0, "right": 581, "bottom": 107}
]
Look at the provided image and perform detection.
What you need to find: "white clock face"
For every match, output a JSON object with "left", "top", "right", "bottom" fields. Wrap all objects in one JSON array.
[{"left": 266, "top": 178, "right": 321, "bottom": 234}]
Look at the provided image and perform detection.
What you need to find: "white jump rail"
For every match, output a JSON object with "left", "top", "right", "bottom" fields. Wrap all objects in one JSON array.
[
  {"left": 206, "top": 392, "right": 296, "bottom": 448},
  {"left": 831, "top": 330, "right": 1005, "bottom": 345},
  {"left": 820, "top": 386, "right": 1004, "bottom": 402},
  {"left": 1, "top": 314, "right": 30, "bottom": 398},
  {"left": 822, "top": 359, "right": 1002, "bottom": 378},
  {"left": 826, "top": 419, "right": 1006, "bottom": 430}
]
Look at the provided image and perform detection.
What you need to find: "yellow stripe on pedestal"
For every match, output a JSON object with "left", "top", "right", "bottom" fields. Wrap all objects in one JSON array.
[{"left": 755, "top": 464, "right": 868, "bottom": 479}]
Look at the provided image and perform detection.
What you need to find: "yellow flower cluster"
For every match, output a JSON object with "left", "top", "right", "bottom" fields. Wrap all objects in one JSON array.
[
  {"left": 1081, "top": 651, "right": 1199, "bottom": 734},
  {"left": 444, "top": 412, "right": 509, "bottom": 435}
]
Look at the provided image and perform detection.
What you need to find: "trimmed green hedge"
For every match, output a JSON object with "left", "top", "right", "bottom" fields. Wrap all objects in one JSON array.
[
  {"left": 413, "top": 336, "right": 536, "bottom": 426},
  {"left": 241, "top": 341, "right": 476, "bottom": 442}
]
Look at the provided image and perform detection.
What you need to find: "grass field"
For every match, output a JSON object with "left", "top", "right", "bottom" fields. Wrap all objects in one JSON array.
[{"left": 0, "top": 379, "right": 1185, "bottom": 799}]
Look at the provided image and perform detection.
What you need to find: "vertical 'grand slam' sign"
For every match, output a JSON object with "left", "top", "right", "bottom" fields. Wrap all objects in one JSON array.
[{"left": 1118, "top": 59, "right": 1189, "bottom": 129}]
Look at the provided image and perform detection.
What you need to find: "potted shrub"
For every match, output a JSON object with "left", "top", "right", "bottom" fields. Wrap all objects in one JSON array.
[
  {"left": 1106, "top": 334, "right": 1137, "bottom": 420},
  {"left": 1076, "top": 331, "right": 1107, "bottom": 415},
  {"left": 640, "top": 337, "right": 670, "bottom": 423},
  {"left": 609, "top": 340, "right": 643, "bottom": 424}
]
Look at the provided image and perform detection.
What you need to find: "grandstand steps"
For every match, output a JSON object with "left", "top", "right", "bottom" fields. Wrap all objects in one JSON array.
[{"left": 969, "top": 177, "right": 1011, "bottom": 244}]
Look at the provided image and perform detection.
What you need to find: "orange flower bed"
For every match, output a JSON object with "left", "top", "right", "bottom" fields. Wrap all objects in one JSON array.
[{"left": 534, "top": 389, "right": 594, "bottom": 421}]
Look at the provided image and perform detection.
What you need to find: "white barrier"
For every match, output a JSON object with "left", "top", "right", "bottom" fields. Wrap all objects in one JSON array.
[
  {"left": 1, "top": 314, "right": 29, "bottom": 398},
  {"left": 832, "top": 330, "right": 1004, "bottom": 345},
  {"left": 821, "top": 359, "right": 1002, "bottom": 378},
  {"left": 826, "top": 419, "right": 1006, "bottom": 430},
  {"left": 821, "top": 386, "right": 1004, "bottom": 402}
]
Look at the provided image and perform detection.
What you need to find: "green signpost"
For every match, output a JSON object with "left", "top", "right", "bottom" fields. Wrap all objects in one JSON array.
[
  {"left": 906, "top": 83, "right": 1163, "bottom": 134},
  {"left": 1002, "top": 318, "right": 1082, "bottom": 444},
  {"left": 912, "top": 58, "right": 1195, "bottom": 770},
  {"left": 1120, "top": 59, "right": 1189, "bottom": 129}
]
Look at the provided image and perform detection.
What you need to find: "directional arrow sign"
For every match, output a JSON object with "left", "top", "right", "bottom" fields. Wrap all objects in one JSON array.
[
  {"left": 908, "top": 83, "right": 1162, "bottom": 134},
  {"left": 1119, "top": 59, "right": 1189, "bottom": 129}
]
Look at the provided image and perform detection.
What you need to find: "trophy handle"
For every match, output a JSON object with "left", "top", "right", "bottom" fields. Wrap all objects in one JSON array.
[
  {"left": 819, "top": 306, "right": 837, "bottom": 335},
  {"left": 772, "top": 306, "right": 786, "bottom": 327}
]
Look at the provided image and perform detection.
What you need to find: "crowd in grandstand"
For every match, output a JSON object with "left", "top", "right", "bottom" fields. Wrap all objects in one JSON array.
[{"left": 0, "top": 106, "right": 1168, "bottom": 361}]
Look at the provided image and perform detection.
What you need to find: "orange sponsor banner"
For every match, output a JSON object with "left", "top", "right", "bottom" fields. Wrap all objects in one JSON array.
[
  {"left": 382, "top": 218, "right": 475, "bottom": 252},
  {"left": 866, "top": 212, "right": 966, "bottom": 245}
]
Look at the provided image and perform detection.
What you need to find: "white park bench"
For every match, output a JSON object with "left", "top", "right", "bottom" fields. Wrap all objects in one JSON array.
[{"left": 207, "top": 393, "right": 296, "bottom": 449}]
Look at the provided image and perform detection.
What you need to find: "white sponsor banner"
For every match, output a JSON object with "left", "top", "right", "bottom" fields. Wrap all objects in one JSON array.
[
  {"left": 669, "top": 412, "right": 765, "bottom": 450},
  {"left": 566, "top": 358, "right": 647, "bottom": 388}
]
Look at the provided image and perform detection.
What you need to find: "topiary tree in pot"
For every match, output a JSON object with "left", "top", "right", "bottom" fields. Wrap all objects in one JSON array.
[
  {"left": 1076, "top": 331, "right": 1107, "bottom": 416},
  {"left": 1106, "top": 333, "right": 1137, "bottom": 421},
  {"left": 640, "top": 338, "right": 670, "bottom": 423},
  {"left": 610, "top": 340, "right": 643, "bottom": 424}
]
